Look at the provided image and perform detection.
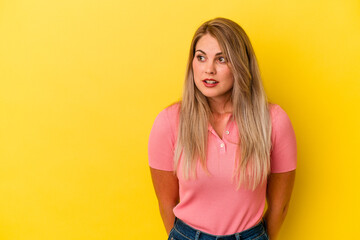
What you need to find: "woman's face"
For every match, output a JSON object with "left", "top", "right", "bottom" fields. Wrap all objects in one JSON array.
[{"left": 192, "top": 34, "right": 234, "bottom": 102}]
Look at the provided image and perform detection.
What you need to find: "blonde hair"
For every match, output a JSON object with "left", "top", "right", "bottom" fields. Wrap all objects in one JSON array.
[{"left": 173, "top": 17, "right": 272, "bottom": 191}]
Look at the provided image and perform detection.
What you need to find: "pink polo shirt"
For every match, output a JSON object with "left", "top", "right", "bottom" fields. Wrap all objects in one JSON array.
[{"left": 148, "top": 102, "right": 297, "bottom": 235}]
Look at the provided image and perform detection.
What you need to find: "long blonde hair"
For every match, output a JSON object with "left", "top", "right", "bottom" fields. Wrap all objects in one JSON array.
[{"left": 173, "top": 17, "right": 272, "bottom": 191}]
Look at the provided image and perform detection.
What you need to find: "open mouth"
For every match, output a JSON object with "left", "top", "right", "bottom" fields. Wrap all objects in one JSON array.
[
  {"left": 202, "top": 79, "right": 219, "bottom": 87},
  {"left": 202, "top": 80, "right": 219, "bottom": 84}
]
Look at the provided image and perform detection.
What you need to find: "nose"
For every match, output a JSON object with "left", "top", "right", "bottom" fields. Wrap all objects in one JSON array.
[{"left": 205, "top": 61, "right": 216, "bottom": 74}]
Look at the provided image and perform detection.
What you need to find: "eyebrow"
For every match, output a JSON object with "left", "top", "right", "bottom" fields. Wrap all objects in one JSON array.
[{"left": 195, "top": 49, "right": 223, "bottom": 56}]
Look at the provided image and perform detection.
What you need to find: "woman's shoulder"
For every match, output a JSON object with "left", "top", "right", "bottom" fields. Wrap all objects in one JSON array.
[
  {"left": 165, "top": 101, "right": 181, "bottom": 113},
  {"left": 159, "top": 101, "right": 181, "bottom": 121},
  {"left": 268, "top": 102, "right": 290, "bottom": 122},
  {"left": 268, "top": 102, "right": 297, "bottom": 172},
  {"left": 268, "top": 102, "right": 295, "bottom": 138},
  {"left": 152, "top": 101, "right": 181, "bottom": 130}
]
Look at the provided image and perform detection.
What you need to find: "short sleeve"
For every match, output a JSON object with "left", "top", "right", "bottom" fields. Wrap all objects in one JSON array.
[
  {"left": 270, "top": 105, "right": 297, "bottom": 173},
  {"left": 148, "top": 107, "right": 176, "bottom": 171}
]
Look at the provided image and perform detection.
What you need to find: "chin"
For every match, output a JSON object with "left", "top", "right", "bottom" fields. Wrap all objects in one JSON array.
[{"left": 200, "top": 92, "right": 222, "bottom": 99}]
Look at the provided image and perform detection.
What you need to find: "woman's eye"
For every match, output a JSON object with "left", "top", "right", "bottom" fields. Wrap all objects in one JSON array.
[
  {"left": 218, "top": 57, "right": 226, "bottom": 63},
  {"left": 196, "top": 55, "right": 205, "bottom": 61}
]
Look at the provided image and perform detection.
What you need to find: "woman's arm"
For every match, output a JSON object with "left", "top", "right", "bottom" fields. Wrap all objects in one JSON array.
[
  {"left": 150, "top": 167, "right": 180, "bottom": 235},
  {"left": 264, "top": 170, "right": 296, "bottom": 240}
]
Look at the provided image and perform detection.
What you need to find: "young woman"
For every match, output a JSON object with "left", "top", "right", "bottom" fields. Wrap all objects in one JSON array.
[{"left": 148, "top": 17, "right": 297, "bottom": 240}]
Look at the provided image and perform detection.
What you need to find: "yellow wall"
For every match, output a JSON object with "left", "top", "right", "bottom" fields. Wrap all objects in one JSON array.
[{"left": 0, "top": 0, "right": 359, "bottom": 239}]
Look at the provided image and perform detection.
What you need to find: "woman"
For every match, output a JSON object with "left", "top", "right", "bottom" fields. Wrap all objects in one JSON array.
[{"left": 148, "top": 17, "right": 297, "bottom": 240}]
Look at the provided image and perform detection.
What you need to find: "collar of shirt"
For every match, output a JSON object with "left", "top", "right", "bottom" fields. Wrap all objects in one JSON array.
[{"left": 207, "top": 113, "right": 234, "bottom": 134}]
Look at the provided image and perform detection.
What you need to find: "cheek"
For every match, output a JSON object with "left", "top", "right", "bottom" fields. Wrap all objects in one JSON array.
[
  {"left": 221, "top": 67, "right": 234, "bottom": 82},
  {"left": 225, "top": 65, "right": 233, "bottom": 76},
  {"left": 227, "top": 71, "right": 234, "bottom": 82},
  {"left": 192, "top": 61, "right": 201, "bottom": 79}
]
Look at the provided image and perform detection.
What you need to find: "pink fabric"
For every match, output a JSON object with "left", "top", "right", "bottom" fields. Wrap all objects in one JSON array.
[{"left": 148, "top": 103, "right": 297, "bottom": 235}]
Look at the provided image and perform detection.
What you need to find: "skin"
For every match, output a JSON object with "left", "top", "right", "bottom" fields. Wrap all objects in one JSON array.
[
  {"left": 149, "top": 168, "right": 179, "bottom": 235},
  {"left": 192, "top": 34, "right": 234, "bottom": 116},
  {"left": 150, "top": 33, "right": 296, "bottom": 239},
  {"left": 192, "top": 34, "right": 234, "bottom": 137},
  {"left": 264, "top": 170, "right": 296, "bottom": 240}
]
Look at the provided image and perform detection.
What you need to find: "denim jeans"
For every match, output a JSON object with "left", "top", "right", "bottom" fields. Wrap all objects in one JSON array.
[{"left": 168, "top": 217, "right": 269, "bottom": 240}]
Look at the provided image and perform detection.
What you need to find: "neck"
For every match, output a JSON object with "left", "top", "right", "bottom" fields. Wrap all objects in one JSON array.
[{"left": 207, "top": 95, "right": 233, "bottom": 115}]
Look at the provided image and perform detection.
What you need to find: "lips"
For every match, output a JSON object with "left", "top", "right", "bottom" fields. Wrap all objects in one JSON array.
[
  {"left": 202, "top": 79, "right": 219, "bottom": 84},
  {"left": 202, "top": 78, "right": 219, "bottom": 87}
]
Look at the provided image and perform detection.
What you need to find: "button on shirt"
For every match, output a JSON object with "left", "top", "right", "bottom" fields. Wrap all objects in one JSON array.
[
  {"left": 207, "top": 114, "right": 232, "bottom": 154},
  {"left": 148, "top": 102, "right": 297, "bottom": 235}
]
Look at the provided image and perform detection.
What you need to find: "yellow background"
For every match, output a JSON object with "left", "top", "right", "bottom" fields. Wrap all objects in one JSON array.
[{"left": 0, "top": 0, "right": 359, "bottom": 239}]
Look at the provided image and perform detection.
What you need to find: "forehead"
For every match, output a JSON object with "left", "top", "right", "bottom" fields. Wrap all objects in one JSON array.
[{"left": 195, "top": 34, "right": 222, "bottom": 54}]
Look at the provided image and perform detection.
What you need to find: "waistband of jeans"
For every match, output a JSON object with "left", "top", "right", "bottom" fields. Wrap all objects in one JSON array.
[{"left": 173, "top": 217, "right": 266, "bottom": 240}]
